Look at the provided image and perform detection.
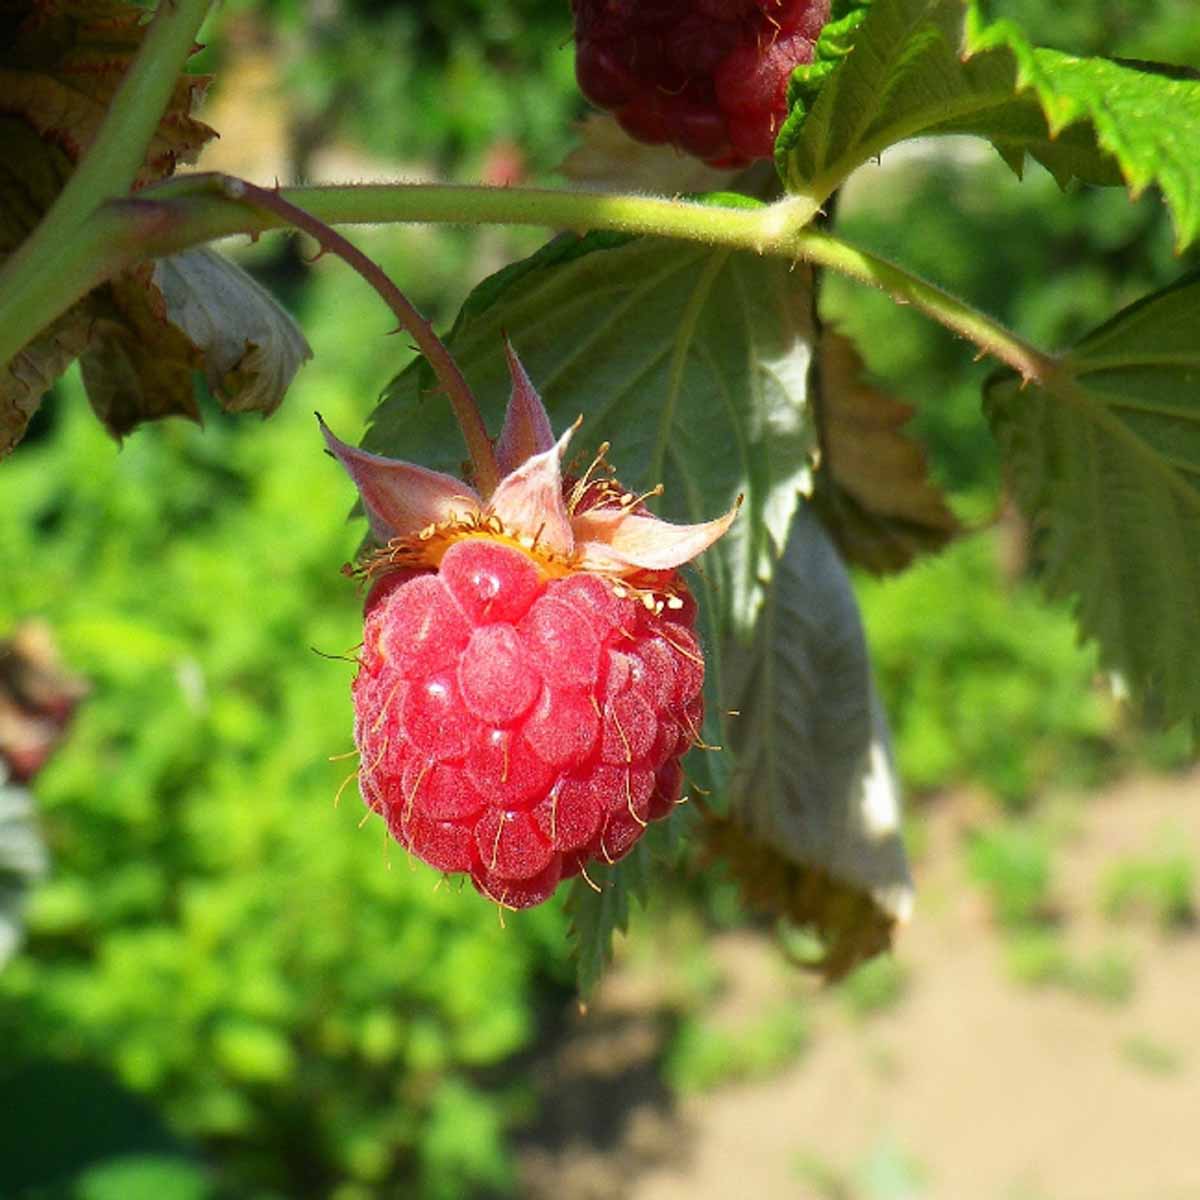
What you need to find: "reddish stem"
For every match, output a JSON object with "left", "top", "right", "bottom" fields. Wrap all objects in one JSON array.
[{"left": 219, "top": 175, "right": 501, "bottom": 495}]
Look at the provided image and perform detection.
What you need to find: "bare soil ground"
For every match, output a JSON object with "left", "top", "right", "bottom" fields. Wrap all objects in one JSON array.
[{"left": 520, "top": 770, "right": 1200, "bottom": 1200}]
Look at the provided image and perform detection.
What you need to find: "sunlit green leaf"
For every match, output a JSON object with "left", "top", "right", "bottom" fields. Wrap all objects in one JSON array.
[
  {"left": 986, "top": 271, "right": 1200, "bottom": 725},
  {"left": 779, "top": 0, "right": 1200, "bottom": 249},
  {"left": 370, "top": 228, "right": 819, "bottom": 637}
]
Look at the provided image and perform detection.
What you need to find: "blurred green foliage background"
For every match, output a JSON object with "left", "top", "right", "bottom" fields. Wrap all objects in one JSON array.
[{"left": 3, "top": 1, "right": 1197, "bottom": 1196}]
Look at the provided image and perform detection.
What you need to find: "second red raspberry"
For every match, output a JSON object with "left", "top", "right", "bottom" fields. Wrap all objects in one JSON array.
[{"left": 572, "top": 0, "right": 831, "bottom": 166}]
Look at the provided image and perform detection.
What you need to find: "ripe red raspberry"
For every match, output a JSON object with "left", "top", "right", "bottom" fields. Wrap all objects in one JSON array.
[
  {"left": 572, "top": 0, "right": 830, "bottom": 166},
  {"left": 323, "top": 345, "right": 737, "bottom": 909},
  {"left": 353, "top": 544, "right": 707, "bottom": 908}
]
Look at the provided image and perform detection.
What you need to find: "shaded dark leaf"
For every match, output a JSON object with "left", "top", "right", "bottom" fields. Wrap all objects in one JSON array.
[{"left": 813, "top": 329, "right": 959, "bottom": 573}]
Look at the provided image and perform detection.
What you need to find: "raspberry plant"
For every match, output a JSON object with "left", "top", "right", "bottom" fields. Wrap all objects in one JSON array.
[{"left": 3, "top": 0, "right": 1200, "bottom": 991}]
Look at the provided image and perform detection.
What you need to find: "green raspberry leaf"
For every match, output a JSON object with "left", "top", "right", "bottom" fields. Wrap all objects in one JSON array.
[
  {"left": 777, "top": 0, "right": 1200, "bottom": 251},
  {"left": 565, "top": 810, "right": 688, "bottom": 997},
  {"left": 564, "top": 861, "right": 635, "bottom": 999},
  {"left": 782, "top": 0, "right": 877, "bottom": 134},
  {"left": 370, "top": 226, "right": 819, "bottom": 640},
  {"left": 985, "top": 271, "right": 1200, "bottom": 728}
]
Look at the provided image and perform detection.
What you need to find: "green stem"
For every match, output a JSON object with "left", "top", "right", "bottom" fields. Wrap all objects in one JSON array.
[
  {"left": 793, "top": 230, "right": 1053, "bottom": 383},
  {"left": 0, "top": 0, "right": 213, "bottom": 337},
  {"left": 141, "top": 176, "right": 816, "bottom": 252},
  {"left": 125, "top": 177, "right": 1059, "bottom": 382},
  {"left": 223, "top": 179, "right": 500, "bottom": 494},
  {"left": 0, "top": 175, "right": 1055, "bottom": 390}
]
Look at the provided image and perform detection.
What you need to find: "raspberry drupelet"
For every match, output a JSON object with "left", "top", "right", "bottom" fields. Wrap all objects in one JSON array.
[
  {"left": 572, "top": 0, "right": 831, "bottom": 166},
  {"left": 323, "top": 344, "right": 737, "bottom": 909}
]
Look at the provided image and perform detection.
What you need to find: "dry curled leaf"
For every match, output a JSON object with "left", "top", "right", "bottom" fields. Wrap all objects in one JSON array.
[
  {"left": 813, "top": 328, "right": 959, "bottom": 574},
  {"left": 152, "top": 248, "right": 312, "bottom": 416},
  {"left": 718, "top": 504, "right": 912, "bottom": 979},
  {"left": 0, "top": 305, "right": 93, "bottom": 449},
  {"left": 80, "top": 249, "right": 312, "bottom": 439},
  {"left": 701, "top": 816, "right": 899, "bottom": 981},
  {"left": 0, "top": 0, "right": 215, "bottom": 193},
  {"left": 0, "top": 114, "right": 95, "bottom": 448}
]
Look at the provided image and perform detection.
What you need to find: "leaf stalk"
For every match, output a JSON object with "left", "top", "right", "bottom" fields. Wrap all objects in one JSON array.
[
  {"left": 219, "top": 178, "right": 500, "bottom": 494},
  {"left": 1, "top": 174, "right": 1054, "bottom": 402}
]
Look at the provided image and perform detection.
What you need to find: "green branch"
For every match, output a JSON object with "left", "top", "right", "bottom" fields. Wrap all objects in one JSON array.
[
  {"left": 139, "top": 175, "right": 818, "bottom": 252},
  {"left": 0, "top": 173, "right": 1056, "bottom": 393},
  {"left": 792, "top": 230, "right": 1054, "bottom": 384}
]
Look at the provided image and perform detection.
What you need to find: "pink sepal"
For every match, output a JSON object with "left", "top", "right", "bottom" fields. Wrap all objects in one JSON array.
[
  {"left": 486, "top": 422, "right": 579, "bottom": 557},
  {"left": 319, "top": 415, "right": 481, "bottom": 542},
  {"left": 495, "top": 341, "right": 556, "bottom": 478},
  {"left": 573, "top": 502, "right": 741, "bottom": 572}
]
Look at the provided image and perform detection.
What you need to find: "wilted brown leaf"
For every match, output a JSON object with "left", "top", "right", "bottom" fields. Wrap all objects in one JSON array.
[
  {"left": 0, "top": 0, "right": 215, "bottom": 194},
  {"left": 149, "top": 247, "right": 312, "bottom": 416},
  {"left": 701, "top": 815, "right": 899, "bottom": 981},
  {"left": 1, "top": 305, "right": 93, "bottom": 450},
  {"left": 0, "top": 116, "right": 73, "bottom": 255},
  {"left": 79, "top": 248, "right": 312, "bottom": 439},
  {"left": 0, "top": 0, "right": 219, "bottom": 451},
  {"left": 813, "top": 329, "right": 959, "bottom": 574},
  {"left": 78, "top": 263, "right": 204, "bottom": 435}
]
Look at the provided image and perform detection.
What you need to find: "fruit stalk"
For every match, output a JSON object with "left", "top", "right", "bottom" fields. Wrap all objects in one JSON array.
[{"left": 223, "top": 177, "right": 501, "bottom": 495}]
